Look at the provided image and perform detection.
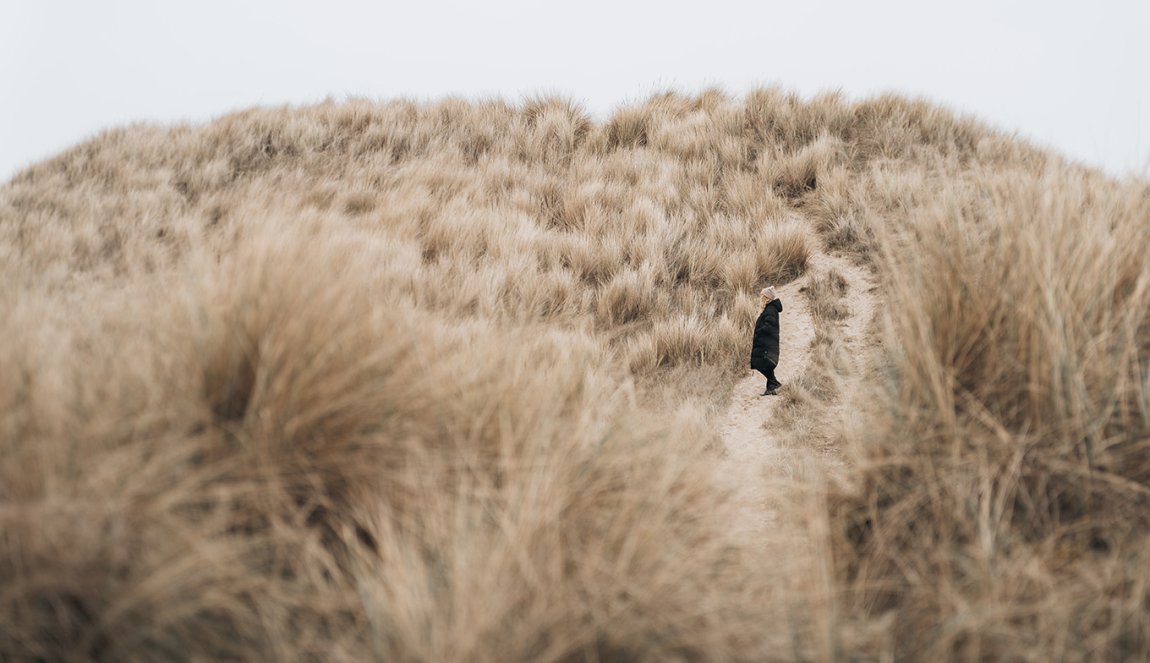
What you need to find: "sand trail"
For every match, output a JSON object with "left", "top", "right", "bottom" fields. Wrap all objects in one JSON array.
[{"left": 718, "top": 224, "right": 878, "bottom": 536}]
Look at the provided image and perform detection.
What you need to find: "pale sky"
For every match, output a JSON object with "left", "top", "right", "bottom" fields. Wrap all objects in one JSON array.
[{"left": 3, "top": 0, "right": 1148, "bottom": 181}]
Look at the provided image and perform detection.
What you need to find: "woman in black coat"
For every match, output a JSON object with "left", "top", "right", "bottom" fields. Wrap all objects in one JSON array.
[{"left": 750, "top": 286, "right": 782, "bottom": 396}]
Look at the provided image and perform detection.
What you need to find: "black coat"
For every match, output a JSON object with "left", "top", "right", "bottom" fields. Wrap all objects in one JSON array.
[{"left": 750, "top": 298, "right": 782, "bottom": 370}]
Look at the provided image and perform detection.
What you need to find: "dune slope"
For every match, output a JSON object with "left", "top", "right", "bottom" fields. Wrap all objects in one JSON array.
[{"left": 2, "top": 89, "right": 1149, "bottom": 661}]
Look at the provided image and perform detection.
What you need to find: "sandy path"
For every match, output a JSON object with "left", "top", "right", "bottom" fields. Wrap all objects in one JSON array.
[{"left": 718, "top": 225, "right": 877, "bottom": 536}]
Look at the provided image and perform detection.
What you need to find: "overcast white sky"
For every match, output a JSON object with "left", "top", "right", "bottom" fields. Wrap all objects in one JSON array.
[{"left": 2, "top": 0, "right": 1148, "bottom": 181}]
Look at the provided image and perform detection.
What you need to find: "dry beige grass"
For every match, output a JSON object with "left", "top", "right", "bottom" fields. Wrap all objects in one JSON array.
[
  {"left": 2, "top": 87, "right": 1148, "bottom": 661},
  {"left": 831, "top": 168, "right": 1150, "bottom": 660}
]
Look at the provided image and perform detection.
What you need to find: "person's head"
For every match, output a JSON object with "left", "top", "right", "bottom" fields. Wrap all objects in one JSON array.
[{"left": 759, "top": 286, "right": 777, "bottom": 308}]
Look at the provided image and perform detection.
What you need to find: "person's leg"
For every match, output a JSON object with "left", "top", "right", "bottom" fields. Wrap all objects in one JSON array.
[
  {"left": 765, "top": 362, "right": 781, "bottom": 393},
  {"left": 756, "top": 368, "right": 773, "bottom": 395},
  {"left": 757, "top": 366, "right": 778, "bottom": 395}
]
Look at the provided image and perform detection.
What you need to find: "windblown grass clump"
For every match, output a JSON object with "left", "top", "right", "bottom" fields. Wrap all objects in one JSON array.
[
  {"left": 831, "top": 167, "right": 1150, "bottom": 660},
  {"left": 0, "top": 226, "right": 785, "bottom": 660}
]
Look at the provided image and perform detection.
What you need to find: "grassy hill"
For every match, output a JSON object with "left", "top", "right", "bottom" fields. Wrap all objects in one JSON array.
[{"left": 2, "top": 88, "right": 1148, "bottom": 661}]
